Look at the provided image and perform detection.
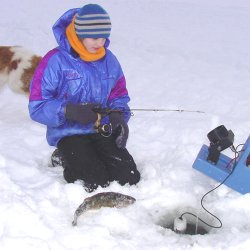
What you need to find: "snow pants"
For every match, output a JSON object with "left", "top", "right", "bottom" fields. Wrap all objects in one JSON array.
[{"left": 57, "top": 133, "right": 140, "bottom": 191}]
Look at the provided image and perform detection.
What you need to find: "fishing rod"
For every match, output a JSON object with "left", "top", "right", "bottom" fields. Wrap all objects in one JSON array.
[
  {"left": 93, "top": 107, "right": 205, "bottom": 115},
  {"left": 130, "top": 108, "right": 205, "bottom": 114},
  {"left": 93, "top": 107, "right": 205, "bottom": 136}
]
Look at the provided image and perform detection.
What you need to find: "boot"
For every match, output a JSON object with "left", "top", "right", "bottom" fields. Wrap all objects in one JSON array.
[{"left": 51, "top": 148, "right": 64, "bottom": 168}]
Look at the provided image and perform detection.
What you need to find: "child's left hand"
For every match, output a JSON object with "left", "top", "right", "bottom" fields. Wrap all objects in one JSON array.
[{"left": 109, "top": 113, "right": 129, "bottom": 148}]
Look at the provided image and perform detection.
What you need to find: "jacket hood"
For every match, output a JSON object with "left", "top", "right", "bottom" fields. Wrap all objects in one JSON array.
[{"left": 52, "top": 8, "right": 110, "bottom": 52}]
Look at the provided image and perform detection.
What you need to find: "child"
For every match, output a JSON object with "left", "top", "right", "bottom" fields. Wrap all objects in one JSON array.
[{"left": 28, "top": 4, "right": 140, "bottom": 192}]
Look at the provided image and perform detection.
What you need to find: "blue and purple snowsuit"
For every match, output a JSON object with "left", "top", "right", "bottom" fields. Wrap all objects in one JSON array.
[{"left": 28, "top": 8, "right": 131, "bottom": 147}]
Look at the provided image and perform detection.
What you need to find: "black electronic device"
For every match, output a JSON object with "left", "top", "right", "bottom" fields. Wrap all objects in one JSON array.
[{"left": 207, "top": 125, "right": 234, "bottom": 164}]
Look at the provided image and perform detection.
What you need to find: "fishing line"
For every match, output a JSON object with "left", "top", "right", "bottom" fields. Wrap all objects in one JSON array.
[{"left": 179, "top": 143, "right": 243, "bottom": 230}]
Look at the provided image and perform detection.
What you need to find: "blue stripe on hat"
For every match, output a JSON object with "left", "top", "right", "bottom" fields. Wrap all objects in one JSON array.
[{"left": 76, "top": 15, "right": 110, "bottom": 21}]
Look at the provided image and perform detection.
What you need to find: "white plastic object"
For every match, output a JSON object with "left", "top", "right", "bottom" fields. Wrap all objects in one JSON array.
[{"left": 174, "top": 216, "right": 187, "bottom": 234}]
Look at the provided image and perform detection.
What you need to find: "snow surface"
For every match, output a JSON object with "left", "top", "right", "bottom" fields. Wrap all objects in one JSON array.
[{"left": 1, "top": 0, "right": 250, "bottom": 249}]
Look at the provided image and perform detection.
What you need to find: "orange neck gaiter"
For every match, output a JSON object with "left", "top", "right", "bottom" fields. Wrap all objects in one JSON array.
[{"left": 66, "top": 19, "right": 106, "bottom": 62}]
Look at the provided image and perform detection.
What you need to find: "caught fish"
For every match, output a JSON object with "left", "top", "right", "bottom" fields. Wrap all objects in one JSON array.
[{"left": 72, "top": 192, "right": 136, "bottom": 226}]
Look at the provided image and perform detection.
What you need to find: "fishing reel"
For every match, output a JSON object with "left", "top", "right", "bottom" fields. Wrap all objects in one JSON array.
[
  {"left": 94, "top": 113, "right": 112, "bottom": 137},
  {"left": 96, "top": 123, "right": 112, "bottom": 137}
]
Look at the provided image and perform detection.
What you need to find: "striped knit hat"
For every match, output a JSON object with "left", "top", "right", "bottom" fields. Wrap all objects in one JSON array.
[{"left": 74, "top": 4, "right": 111, "bottom": 39}]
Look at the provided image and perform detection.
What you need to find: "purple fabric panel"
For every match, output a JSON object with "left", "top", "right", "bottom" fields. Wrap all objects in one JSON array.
[
  {"left": 29, "top": 49, "right": 58, "bottom": 101},
  {"left": 108, "top": 76, "right": 128, "bottom": 101}
]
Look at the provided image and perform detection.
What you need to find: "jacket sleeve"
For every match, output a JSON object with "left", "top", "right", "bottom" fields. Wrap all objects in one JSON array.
[
  {"left": 107, "top": 59, "right": 131, "bottom": 122},
  {"left": 28, "top": 49, "right": 66, "bottom": 127}
]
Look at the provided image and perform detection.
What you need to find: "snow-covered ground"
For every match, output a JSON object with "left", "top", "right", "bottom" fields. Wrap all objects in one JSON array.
[{"left": 1, "top": 0, "right": 250, "bottom": 249}]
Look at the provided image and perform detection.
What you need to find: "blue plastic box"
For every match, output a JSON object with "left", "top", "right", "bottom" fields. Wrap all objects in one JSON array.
[{"left": 192, "top": 136, "right": 250, "bottom": 194}]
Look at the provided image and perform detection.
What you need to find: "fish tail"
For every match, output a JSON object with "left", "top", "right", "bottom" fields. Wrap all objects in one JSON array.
[
  {"left": 72, "top": 204, "right": 87, "bottom": 226},
  {"left": 72, "top": 213, "right": 78, "bottom": 226}
]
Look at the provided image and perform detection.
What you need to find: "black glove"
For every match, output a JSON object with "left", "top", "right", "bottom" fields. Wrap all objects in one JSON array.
[
  {"left": 109, "top": 112, "right": 129, "bottom": 148},
  {"left": 65, "top": 103, "right": 100, "bottom": 125}
]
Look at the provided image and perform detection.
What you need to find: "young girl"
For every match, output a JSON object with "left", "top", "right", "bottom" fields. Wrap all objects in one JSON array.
[{"left": 28, "top": 4, "right": 140, "bottom": 192}]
